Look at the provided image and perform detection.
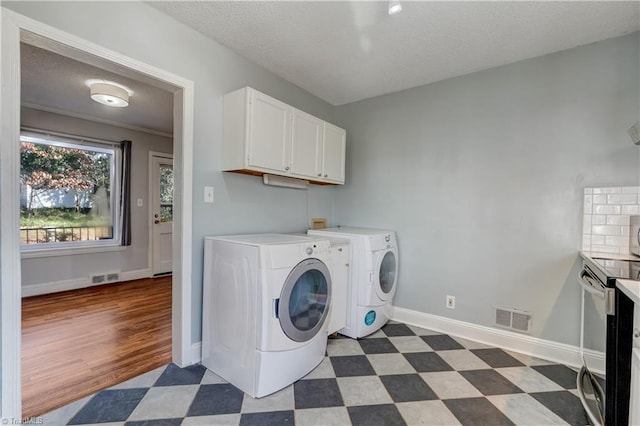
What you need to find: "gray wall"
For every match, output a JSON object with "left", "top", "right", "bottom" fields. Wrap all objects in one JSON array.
[
  {"left": 333, "top": 32, "right": 640, "bottom": 345},
  {"left": 5, "top": 2, "right": 638, "bottom": 349},
  {"left": 4, "top": 1, "right": 336, "bottom": 343},
  {"left": 20, "top": 106, "right": 173, "bottom": 286}
]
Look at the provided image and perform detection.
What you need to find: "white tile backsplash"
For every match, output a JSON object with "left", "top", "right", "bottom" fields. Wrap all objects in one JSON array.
[
  {"left": 582, "top": 186, "right": 640, "bottom": 254},
  {"left": 593, "top": 194, "right": 608, "bottom": 204},
  {"left": 594, "top": 205, "right": 622, "bottom": 215},
  {"left": 593, "top": 187, "right": 622, "bottom": 194},
  {"left": 608, "top": 193, "right": 639, "bottom": 204},
  {"left": 606, "top": 215, "right": 629, "bottom": 225},
  {"left": 583, "top": 195, "right": 593, "bottom": 214},
  {"left": 592, "top": 225, "right": 623, "bottom": 236}
]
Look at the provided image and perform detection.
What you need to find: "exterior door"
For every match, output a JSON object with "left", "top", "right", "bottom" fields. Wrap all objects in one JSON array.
[
  {"left": 279, "top": 258, "right": 332, "bottom": 342},
  {"left": 151, "top": 154, "right": 173, "bottom": 275}
]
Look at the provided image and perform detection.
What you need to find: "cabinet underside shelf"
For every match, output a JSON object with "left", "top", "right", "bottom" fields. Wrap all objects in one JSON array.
[{"left": 224, "top": 169, "right": 337, "bottom": 186}]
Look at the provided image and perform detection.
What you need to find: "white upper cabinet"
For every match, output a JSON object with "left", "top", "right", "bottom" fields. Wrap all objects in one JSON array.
[
  {"left": 290, "top": 109, "right": 323, "bottom": 179},
  {"left": 222, "top": 87, "right": 345, "bottom": 185},
  {"left": 321, "top": 123, "right": 346, "bottom": 183},
  {"left": 247, "top": 90, "right": 291, "bottom": 173}
]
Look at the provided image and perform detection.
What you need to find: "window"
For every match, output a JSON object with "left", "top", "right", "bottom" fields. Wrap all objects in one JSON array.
[{"left": 19, "top": 131, "right": 123, "bottom": 250}]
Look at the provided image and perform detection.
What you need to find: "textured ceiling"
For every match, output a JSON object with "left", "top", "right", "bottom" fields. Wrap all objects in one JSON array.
[
  {"left": 21, "top": 43, "right": 174, "bottom": 135},
  {"left": 151, "top": 1, "right": 640, "bottom": 106}
]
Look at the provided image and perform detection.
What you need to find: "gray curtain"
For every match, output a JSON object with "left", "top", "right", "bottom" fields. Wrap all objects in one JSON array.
[{"left": 119, "top": 140, "right": 132, "bottom": 246}]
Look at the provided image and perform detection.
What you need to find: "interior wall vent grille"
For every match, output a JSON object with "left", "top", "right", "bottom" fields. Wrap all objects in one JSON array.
[
  {"left": 90, "top": 272, "right": 121, "bottom": 285},
  {"left": 494, "top": 307, "right": 532, "bottom": 334}
]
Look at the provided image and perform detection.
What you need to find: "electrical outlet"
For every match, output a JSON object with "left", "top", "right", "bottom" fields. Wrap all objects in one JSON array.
[{"left": 446, "top": 295, "right": 455, "bottom": 309}]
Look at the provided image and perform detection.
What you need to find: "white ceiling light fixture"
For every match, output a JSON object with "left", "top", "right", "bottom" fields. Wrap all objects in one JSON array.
[
  {"left": 89, "top": 81, "right": 130, "bottom": 107},
  {"left": 388, "top": 0, "right": 402, "bottom": 16}
]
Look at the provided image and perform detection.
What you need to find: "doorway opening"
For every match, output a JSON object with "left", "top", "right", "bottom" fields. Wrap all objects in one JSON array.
[{"left": 1, "top": 10, "right": 194, "bottom": 418}]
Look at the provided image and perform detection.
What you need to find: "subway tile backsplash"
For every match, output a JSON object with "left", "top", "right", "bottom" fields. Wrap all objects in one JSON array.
[{"left": 582, "top": 186, "right": 640, "bottom": 254}]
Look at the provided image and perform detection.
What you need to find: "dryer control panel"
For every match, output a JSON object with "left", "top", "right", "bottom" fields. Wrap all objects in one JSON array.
[{"left": 368, "top": 233, "right": 396, "bottom": 251}]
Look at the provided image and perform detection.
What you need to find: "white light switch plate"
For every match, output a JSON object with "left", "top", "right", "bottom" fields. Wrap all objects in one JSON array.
[
  {"left": 137, "top": 198, "right": 143, "bottom": 207},
  {"left": 204, "top": 186, "right": 214, "bottom": 203}
]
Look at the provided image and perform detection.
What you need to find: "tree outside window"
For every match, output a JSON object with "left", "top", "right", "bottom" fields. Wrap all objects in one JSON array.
[{"left": 19, "top": 134, "right": 118, "bottom": 246}]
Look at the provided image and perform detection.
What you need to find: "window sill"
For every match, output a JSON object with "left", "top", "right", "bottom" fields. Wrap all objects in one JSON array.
[{"left": 21, "top": 244, "right": 126, "bottom": 259}]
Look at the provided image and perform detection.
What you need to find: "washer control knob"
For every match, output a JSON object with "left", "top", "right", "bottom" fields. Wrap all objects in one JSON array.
[
  {"left": 385, "top": 235, "right": 391, "bottom": 242},
  {"left": 306, "top": 247, "right": 313, "bottom": 255}
]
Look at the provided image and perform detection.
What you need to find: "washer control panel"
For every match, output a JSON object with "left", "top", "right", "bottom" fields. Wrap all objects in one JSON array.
[{"left": 301, "top": 240, "right": 331, "bottom": 256}]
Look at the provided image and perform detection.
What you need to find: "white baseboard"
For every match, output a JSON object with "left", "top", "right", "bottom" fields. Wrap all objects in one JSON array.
[
  {"left": 22, "top": 268, "right": 153, "bottom": 297},
  {"left": 391, "top": 306, "right": 605, "bottom": 374},
  {"left": 191, "top": 342, "right": 202, "bottom": 365}
]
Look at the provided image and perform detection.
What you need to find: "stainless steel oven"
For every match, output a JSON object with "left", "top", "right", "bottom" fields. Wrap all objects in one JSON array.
[{"left": 578, "top": 254, "right": 636, "bottom": 426}]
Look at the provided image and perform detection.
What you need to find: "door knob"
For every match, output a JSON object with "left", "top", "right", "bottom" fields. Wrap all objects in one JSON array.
[{"left": 154, "top": 219, "right": 160, "bottom": 224}]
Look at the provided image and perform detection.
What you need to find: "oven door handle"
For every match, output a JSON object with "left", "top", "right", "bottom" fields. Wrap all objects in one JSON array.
[
  {"left": 577, "top": 365, "right": 605, "bottom": 426},
  {"left": 577, "top": 269, "right": 605, "bottom": 300}
]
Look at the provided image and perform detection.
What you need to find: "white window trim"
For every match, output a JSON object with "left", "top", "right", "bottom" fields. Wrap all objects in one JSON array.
[
  {"left": 21, "top": 243, "right": 126, "bottom": 259},
  {"left": 19, "top": 130, "right": 123, "bottom": 251}
]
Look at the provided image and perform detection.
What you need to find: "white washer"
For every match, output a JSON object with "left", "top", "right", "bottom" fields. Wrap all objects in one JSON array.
[
  {"left": 308, "top": 227, "right": 398, "bottom": 338},
  {"left": 202, "top": 234, "right": 332, "bottom": 398}
]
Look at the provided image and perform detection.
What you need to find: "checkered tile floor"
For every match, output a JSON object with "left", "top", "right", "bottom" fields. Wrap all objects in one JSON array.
[{"left": 40, "top": 322, "right": 590, "bottom": 425}]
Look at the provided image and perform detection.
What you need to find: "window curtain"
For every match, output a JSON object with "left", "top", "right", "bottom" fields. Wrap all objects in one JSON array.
[{"left": 119, "top": 140, "right": 132, "bottom": 246}]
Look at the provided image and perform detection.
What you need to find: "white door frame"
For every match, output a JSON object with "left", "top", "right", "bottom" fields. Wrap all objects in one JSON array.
[
  {"left": 149, "top": 151, "right": 174, "bottom": 276},
  {"left": 0, "top": 9, "right": 194, "bottom": 418}
]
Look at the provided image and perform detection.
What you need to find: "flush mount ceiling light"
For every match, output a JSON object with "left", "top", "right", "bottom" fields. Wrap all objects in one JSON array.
[
  {"left": 388, "top": 0, "right": 402, "bottom": 15},
  {"left": 87, "top": 80, "right": 132, "bottom": 107}
]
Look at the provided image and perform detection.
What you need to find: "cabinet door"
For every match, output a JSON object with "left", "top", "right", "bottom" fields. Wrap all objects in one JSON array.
[
  {"left": 247, "top": 90, "right": 290, "bottom": 173},
  {"left": 322, "top": 123, "right": 346, "bottom": 183},
  {"left": 290, "top": 109, "right": 323, "bottom": 179}
]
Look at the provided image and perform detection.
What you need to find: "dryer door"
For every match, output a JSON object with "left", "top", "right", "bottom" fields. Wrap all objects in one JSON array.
[
  {"left": 374, "top": 249, "right": 397, "bottom": 302},
  {"left": 279, "top": 258, "right": 332, "bottom": 342}
]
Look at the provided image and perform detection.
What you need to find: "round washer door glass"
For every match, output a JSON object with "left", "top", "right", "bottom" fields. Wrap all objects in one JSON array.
[
  {"left": 279, "top": 258, "right": 331, "bottom": 342},
  {"left": 379, "top": 251, "right": 396, "bottom": 294}
]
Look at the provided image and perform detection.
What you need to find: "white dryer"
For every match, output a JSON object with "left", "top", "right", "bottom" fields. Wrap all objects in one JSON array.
[
  {"left": 308, "top": 227, "right": 398, "bottom": 338},
  {"left": 202, "top": 234, "right": 332, "bottom": 398}
]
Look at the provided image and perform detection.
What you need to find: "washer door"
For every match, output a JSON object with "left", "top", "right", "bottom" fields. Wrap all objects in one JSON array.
[
  {"left": 374, "top": 249, "right": 397, "bottom": 301},
  {"left": 279, "top": 258, "right": 332, "bottom": 342}
]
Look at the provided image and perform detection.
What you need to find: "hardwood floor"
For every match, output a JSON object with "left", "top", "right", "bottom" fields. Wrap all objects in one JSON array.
[{"left": 21, "top": 277, "right": 172, "bottom": 418}]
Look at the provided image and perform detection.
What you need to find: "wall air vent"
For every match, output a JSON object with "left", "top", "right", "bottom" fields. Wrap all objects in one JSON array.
[
  {"left": 495, "top": 307, "right": 532, "bottom": 334},
  {"left": 89, "top": 271, "right": 121, "bottom": 285}
]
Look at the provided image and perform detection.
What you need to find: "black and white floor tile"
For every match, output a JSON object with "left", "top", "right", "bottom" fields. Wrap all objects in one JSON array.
[{"left": 40, "top": 322, "right": 590, "bottom": 425}]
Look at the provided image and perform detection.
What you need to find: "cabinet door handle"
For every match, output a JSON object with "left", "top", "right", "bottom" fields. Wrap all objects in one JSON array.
[
  {"left": 317, "top": 173, "right": 322, "bottom": 177},
  {"left": 285, "top": 166, "right": 290, "bottom": 171},
  {"left": 324, "top": 174, "right": 328, "bottom": 178}
]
